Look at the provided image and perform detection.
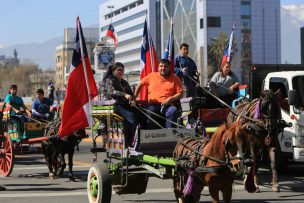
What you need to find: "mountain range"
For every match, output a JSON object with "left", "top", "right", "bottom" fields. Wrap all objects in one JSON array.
[
  {"left": 0, "top": 37, "right": 62, "bottom": 69},
  {"left": 0, "top": 5, "right": 303, "bottom": 69}
]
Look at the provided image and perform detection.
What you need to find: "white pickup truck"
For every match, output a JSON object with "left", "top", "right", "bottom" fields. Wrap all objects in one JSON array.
[{"left": 263, "top": 71, "right": 304, "bottom": 170}]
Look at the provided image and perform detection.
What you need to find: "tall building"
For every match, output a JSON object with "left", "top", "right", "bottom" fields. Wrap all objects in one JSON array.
[
  {"left": 99, "top": 0, "right": 281, "bottom": 85},
  {"left": 55, "top": 28, "right": 98, "bottom": 88},
  {"left": 163, "top": 0, "right": 280, "bottom": 84},
  {"left": 301, "top": 27, "right": 304, "bottom": 65},
  {"left": 99, "top": 0, "right": 160, "bottom": 85}
]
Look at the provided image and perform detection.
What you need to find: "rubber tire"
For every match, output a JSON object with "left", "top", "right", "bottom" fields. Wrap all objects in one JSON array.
[
  {"left": 87, "top": 163, "right": 112, "bottom": 203},
  {"left": 0, "top": 132, "right": 14, "bottom": 177}
]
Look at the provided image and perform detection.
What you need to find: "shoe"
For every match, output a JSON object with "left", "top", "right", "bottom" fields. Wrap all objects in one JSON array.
[
  {"left": 127, "top": 148, "right": 143, "bottom": 157},
  {"left": 0, "top": 186, "right": 6, "bottom": 191}
]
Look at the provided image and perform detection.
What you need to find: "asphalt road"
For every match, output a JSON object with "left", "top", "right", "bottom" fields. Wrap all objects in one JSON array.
[{"left": 0, "top": 141, "right": 304, "bottom": 203}]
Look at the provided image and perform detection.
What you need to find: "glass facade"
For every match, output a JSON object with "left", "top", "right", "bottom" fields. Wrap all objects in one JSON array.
[
  {"left": 240, "top": 0, "right": 252, "bottom": 83},
  {"left": 162, "top": 0, "right": 197, "bottom": 62}
]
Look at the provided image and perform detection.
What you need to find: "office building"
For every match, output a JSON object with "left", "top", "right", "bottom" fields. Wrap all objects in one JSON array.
[{"left": 55, "top": 28, "right": 98, "bottom": 88}]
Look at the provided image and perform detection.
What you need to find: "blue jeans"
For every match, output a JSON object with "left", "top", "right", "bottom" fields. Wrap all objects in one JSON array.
[
  {"left": 11, "top": 114, "right": 26, "bottom": 133},
  {"left": 115, "top": 104, "right": 140, "bottom": 147},
  {"left": 146, "top": 104, "right": 180, "bottom": 129}
]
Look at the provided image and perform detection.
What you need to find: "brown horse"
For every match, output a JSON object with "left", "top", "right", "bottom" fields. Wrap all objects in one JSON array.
[
  {"left": 173, "top": 122, "right": 249, "bottom": 203},
  {"left": 227, "top": 90, "right": 287, "bottom": 192}
]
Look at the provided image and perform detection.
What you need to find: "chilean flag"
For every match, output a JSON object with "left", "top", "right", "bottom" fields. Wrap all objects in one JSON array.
[
  {"left": 106, "top": 24, "right": 118, "bottom": 47},
  {"left": 139, "top": 19, "right": 158, "bottom": 100},
  {"left": 163, "top": 20, "right": 174, "bottom": 73},
  {"left": 221, "top": 22, "right": 236, "bottom": 65},
  {"left": 59, "top": 17, "right": 98, "bottom": 137}
]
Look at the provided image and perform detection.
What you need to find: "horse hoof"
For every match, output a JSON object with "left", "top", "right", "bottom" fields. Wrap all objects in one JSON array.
[
  {"left": 68, "top": 174, "right": 76, "bottom": 182},
  {"left": 49, "top": 173, "right": 54, "bottom": 179},
  {"left": 69, "top": 177, "right": 76, "bottom": 182},
  {"left": 255, "top": 187, "right": 260, "bottom": 193},
  {"left": 272, "top": 185, "right": 280, "bottom": 192}
]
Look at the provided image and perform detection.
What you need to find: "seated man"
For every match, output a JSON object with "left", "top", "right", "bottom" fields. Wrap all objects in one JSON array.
[
  {"left": 209, "top": 62, "right": 240, "bottom": 106},
  {"left": 134, "top": 59, "right": 183, "bottom": 129},
  {"left": 32, "top": 88, "right": 54, "bottom": 120},
  {"left": 4, "top": 84, "right": 32, "bottom": 132}
]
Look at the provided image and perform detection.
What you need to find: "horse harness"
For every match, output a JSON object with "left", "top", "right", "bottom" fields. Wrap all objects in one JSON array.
[
  {"left": 236, "top": 99, "right": 272, "bottom": 145},
  {"left": 175, "top": 133, "right": 238, "bottom": 174}
]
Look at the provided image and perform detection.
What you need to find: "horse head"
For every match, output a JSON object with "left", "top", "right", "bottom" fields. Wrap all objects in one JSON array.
[
  {"left": 224, "top": 122, "right": 250, "bottom": 176},
  {"left": 208, "top": 122, "right": 249, "bottom": 176},
  {"left": 257, "top": 90, "right": 282, "bottom": 136}
]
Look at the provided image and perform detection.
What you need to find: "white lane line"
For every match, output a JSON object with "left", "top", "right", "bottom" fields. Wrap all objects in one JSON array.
[
  {"left": 12, "top": 165, "right": 90, "bottom": 170},
  {"left": 0, "top": 185, "right": 271, "bottom": 198},
  {"left": 0, "top": 192, "right": 87, "bottom": 198}
]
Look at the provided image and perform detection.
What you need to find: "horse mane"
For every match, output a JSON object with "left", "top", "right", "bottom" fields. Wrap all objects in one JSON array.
[
  {"left": 259, "top": 90, "right": 282, "bottom": 119},
  {"left": 207, "top": 123, "right": 229, "bottom": 159},
  {"left": 207, "top": 122, "right": 240, "bottom": 160}
]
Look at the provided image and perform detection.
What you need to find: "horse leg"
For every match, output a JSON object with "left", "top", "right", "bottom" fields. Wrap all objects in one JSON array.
[
  {"left": 221, "top": 181, "right": 233, "bottom": 203},
  {"left": 42, "top": 143, "right": 55, "bottom": 179},
  {"left": 269, "top": 146, "right": 280, "bottom": 192},
  {"left": 173, "top": 173, "right": 185, "bottom": 203},
  {"left": 245, "top": 141, "right": 260, "bottom": 192},
  {"left": 208, "top": 179, "right": 220, "bottom": 203},
  {"left": 57, "top": 153, "right": 66, "bottom": 177},
  {"left": 68, "top": 150, "right": 75, "bottom": 182}
]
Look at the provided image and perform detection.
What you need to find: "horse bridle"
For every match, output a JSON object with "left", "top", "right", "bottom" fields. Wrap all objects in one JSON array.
[{"left": 177, "top": 133, "right": 244, "bottom": 167}]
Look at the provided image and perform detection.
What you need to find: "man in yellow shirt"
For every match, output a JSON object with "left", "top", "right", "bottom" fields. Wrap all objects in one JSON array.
[{"left": 134, "top": 59, "right": 183, "bottom": 129}]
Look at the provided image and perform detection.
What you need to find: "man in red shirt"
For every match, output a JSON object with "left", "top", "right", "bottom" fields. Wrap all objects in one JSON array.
[{"left": 134, "top": 59, "right": 183, "bottom": 129}]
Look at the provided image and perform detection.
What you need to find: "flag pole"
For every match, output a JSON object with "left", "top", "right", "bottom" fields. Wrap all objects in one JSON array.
[
  {"left": 77, "top": 17, "right": 94, "bottom": 141},
  {"left": 146, "top": 10, "right": 155, "bottom": 72}
]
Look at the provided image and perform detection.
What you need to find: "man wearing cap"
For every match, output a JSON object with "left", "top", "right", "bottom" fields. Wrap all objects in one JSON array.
[{"left": 32, "top": 89, "right": 54, "bottom": 120}]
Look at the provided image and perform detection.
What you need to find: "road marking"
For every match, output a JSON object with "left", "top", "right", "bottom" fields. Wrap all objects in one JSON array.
[
  {"left": 0, "top": 184, "right": 299, "bottom": 198},
  {"left": 12, "top": 165, "right": 90, "bottom": 171},
  {"left": 0, "top": 192, "right": 87, "bottom": 198}
]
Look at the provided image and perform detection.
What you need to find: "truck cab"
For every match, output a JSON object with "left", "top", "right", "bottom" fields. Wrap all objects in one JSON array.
[{"left": 263, "top": 71, "right": 304, "bottom": 163}]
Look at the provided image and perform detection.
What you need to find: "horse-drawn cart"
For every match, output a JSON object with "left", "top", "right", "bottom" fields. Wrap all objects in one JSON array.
[
  {"left": 86, "top": 97, "right": 248, "bottom": 203},
  {"left": 0, "top": 105, "right": 59, "bottom": 177},
  {"left": 87, "top": 100, "right": 196, "bottom": 202}
]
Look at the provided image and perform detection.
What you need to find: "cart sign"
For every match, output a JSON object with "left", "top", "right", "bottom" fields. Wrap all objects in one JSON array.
[
  {"left": 140, "top": 128, "right": 195, "bottom": 143},
  {"left": 94, "top": 43, "right": 115, "bottom": 70}
]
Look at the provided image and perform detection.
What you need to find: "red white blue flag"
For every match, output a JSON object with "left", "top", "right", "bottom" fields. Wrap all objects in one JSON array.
[
  {"left": 163, "top": 20, "right": 174, "bottom": 73},
  {"left": 59, "top": 17, "right": 98, "bottom": 137},
  {"left": 221, "top": 22, "right": 236, "bottom": 65},
  {"left": 139, "top": 19, "right": 158, "bottom": 100},
  {"left": 106, "top": 24, "right": 118, "bottom": 47}
]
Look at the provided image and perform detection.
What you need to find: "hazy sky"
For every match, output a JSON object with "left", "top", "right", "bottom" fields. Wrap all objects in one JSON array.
[{"left": 0, "top": 0, "right": 303, "bottom": 47}]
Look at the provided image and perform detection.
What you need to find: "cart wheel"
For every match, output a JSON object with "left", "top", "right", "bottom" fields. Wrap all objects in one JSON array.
[
  {"left": 0, "top": 132, "right": 14, "bottom": 177},
  {"left": 87, "top": 163, "right": 112, "bottom": 203}
]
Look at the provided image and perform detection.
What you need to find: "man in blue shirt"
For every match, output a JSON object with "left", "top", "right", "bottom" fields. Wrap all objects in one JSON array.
[
  {"left": 32, "top": 88, "right": 54, "bottom": 120},
  {"left": 174, "top": 43, "right": 199, "bottom": 98}
]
